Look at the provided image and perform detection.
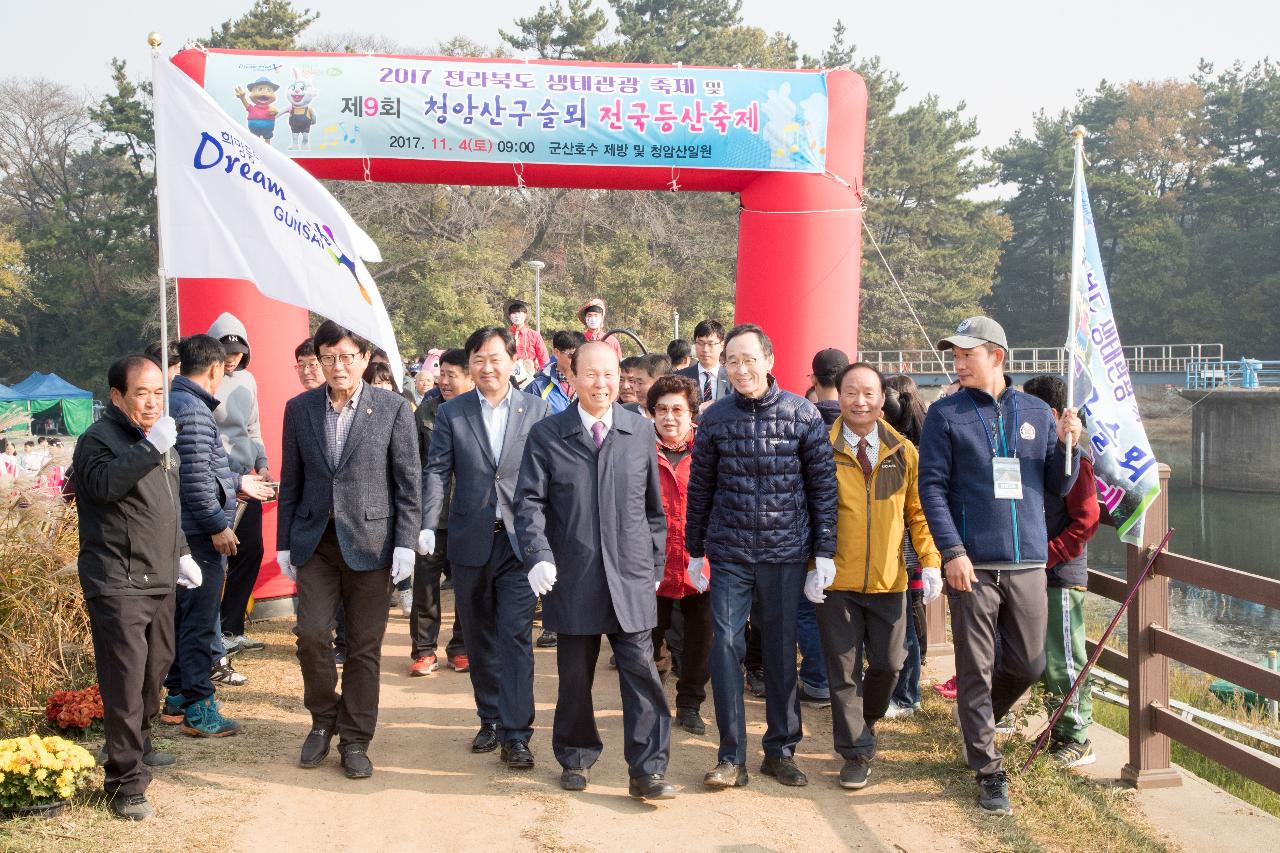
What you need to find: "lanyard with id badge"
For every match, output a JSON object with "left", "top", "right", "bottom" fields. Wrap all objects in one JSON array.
[{"left": 969, "top": 393, "right": 1022, "bottom": 500}]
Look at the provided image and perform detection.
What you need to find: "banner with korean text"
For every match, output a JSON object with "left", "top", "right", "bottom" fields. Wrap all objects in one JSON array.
[
  {"left": 1067, "top": 160, "right": 1160, "bottom": 546},
  {"left": 199, "top": 52, "right": 829, "bottom": 173}
]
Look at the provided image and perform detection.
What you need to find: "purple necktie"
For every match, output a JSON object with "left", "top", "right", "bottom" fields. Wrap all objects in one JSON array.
[{"left": 591, "top": 420, "right": 605, "bottom": 449}]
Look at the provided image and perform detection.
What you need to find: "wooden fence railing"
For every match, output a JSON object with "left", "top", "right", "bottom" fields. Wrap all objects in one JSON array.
[{"left": 1084, "top": 464, "right": 1280, "bottom": 791}]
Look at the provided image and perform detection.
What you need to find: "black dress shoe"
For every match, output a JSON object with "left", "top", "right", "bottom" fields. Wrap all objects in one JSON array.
[
  {"left": 501, "top": 739, "right": 534, "bottom": 769},
  {"left": 560, "top": 767, "right": 589, "bottom": 791},
  {"left": 299, "top": 728, "right": 333, "bottom": 768},
  {"left": 472, "top": 723, "right": 499, "bottom": 753},
  {"left": 629, "top": 774, "right": 677, "bottom": 800},
  {"left": 703, "top": 760, "right": 749, "bottom": 788},
  {"left": 676, "top": 707, "right": 706, "bottom": 735},
  {"left": 760, "top": 754, "right": 808, "bottom": 786},
  {"left": 340, "top": 744, "right": 373, "bottom": 779}
]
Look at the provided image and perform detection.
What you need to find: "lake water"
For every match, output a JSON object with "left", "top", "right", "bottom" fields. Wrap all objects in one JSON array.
[{"left": 1089, "top": 431, "right": 1280, "bottom": 662}]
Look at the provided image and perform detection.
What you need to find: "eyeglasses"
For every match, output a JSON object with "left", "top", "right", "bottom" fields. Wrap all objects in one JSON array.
[
  {"left": 295, "top": 360, "right": 321, "bottom": 372},
  {"left": 694, "top": 338, "right": 723, "bottom": 349},
  {"left": 319, "top": 353, "right": 360, "bottom": 367},
  {"left": 726, "top": 357, "right": 761, "bottom": 369}
]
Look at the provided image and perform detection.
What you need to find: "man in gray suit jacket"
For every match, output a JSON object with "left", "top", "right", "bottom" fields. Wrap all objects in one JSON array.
[
  {"left": 514, "top": 341, "right": 675, "bottom": 801},
  {"left": 276, "top": 321, "right": 420, "bottom": 780},
  {"left": 419, "top": 327, "right": 549, "bottom": 768}
]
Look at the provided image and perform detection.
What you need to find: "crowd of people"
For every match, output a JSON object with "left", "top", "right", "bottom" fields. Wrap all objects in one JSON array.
[{"left": 71, "top": 298, "right": 1099, "bottom": 823}]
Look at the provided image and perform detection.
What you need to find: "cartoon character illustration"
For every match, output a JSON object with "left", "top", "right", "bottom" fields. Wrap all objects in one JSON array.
[
  {"left": 234, "top": 76, "right": 281, "bottom": 142},
  {"left": 284, "top": 70, "right": 319, "bottom": 151}
]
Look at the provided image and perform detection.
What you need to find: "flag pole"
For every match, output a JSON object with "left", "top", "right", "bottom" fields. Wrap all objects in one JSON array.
[
  {"left": 1065, "top": 125, "right": 1087, "bottom": 476},
  {"left": 148, "top": 32, "right": 171, "bottom": 419}
]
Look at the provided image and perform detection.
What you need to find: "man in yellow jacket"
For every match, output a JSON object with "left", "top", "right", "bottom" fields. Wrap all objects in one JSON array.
[{"left": 805, "top": 363, "right": 941, "bottom": 790}]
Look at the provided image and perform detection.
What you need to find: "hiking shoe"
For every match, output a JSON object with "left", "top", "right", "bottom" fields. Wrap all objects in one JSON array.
[
  {"left": 225, "top": 633, "right": 265, "bottom": 652},
  {"left": 536, "top": 629, "right": 558, "bottom": 648},
  {"left": 745, "top": 668, "right": 766, "bottom": 698},
  {"left": 448, "top": 654, "right": 470, "bottom": 672},
  {"left": 397, "top": 588, "right": 413, "bottom": 618},
  {"left": 210, "top": 657, "right": 247, "bottom": 686},
  {"left": 676, "top": 707, "right": 706, "bottom": 735},
  {"left": 798, "top": 685, "right": 831, "bottom": 709},
  {"left": 703, "top": 760, "right": 749, "bottom": 788},
  {"left": 760, "top": 755, "right": 808, "bottom": 786},
  {"left": 1050, "top": 737, "right": 1096, "bottom": 769},
  {"left": 978, "top": 770, "right": 1012, "bottom": 816},
  {"left": 180, "top": 698, "right": 241, "bottom": 738},
  {"left": 160, "top": 694, "right": 184, "bottom": 725},
  {"left": 109, "top": 793, "right": 153, "bottom": 821},
  {"left": 839, "top": 758, "right": 871, "bottom": 790},
  {"left": 409, "top": 654, "right": 439, "bottom": 676},
  {"left": 934, "top": 675, "right": 958, "bottom": 700},
  {"left": 994, "top": 713, "right": 1016, "bottom": 735},
  {"left": 883, "top": 701, "right": 916, "bottom": 719}
]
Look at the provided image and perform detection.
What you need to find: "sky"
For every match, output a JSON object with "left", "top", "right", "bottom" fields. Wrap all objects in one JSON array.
[{"left": 3, "top": 0, "right": 1276, "bottom": 157}]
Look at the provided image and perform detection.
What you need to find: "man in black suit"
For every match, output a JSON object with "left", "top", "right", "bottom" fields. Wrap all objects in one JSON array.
[
  {"left": 514, "top": 341, "right": 675, "bottom": 801},
  {"left": 675, "top": 319, "right": 730, "bottom": 410},
  {"left": 276, "top": 321, "right": 420, "bottom": 780},
  {"left": 419, "top": 327, "right": 549, "bottom": 768}
]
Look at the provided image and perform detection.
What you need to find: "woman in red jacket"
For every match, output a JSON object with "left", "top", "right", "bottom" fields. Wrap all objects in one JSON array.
[{"left": 648, "top": 373, "right": 712, "bottom": 736}]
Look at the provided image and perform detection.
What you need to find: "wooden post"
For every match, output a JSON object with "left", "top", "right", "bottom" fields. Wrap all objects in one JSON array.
[
  {"left": 925, "top": 596, "right": 949, "bottom": 657},
  {"left": 1121, "top": 464, "right": 1182, "bottom": 788}
]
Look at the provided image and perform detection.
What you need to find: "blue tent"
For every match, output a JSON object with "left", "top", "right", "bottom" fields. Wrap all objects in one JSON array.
[{"left": 1, "top": 372, "right": 94, "bottom": 435}]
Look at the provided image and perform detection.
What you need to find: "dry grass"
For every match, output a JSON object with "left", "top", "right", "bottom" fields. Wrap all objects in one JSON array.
[{"left": 0, "top": 492, "right": 94, "bottom": 731}]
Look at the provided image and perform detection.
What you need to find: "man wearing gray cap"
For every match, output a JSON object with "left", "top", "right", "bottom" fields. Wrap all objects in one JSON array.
[{"left": 918, "top": 316, "right": 1082, "bottom": 816}]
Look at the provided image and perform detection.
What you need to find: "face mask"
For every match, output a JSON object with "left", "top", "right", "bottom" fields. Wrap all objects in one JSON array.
[
  {"left": 510, "top": 312, "right": 527, "bottom": 326},
  {"left": 584, "top": 314, "right": 603, "bottom": 330}
]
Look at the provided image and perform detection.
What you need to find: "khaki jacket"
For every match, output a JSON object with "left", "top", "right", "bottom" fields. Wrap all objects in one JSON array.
[{"left": 829, "top": 418, "right": 940, "bottom": 593}]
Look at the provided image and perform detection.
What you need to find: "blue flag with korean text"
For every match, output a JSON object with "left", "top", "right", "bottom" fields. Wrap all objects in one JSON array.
[{"left": 1067, "top": 165, "right": 1160, "bottom": 545}]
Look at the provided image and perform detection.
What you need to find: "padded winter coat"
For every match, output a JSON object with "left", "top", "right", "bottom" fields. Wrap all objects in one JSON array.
[
  {"left": 684, "top": 378, "right": 837, "bottom": 565},
  {"left": 169, "top": 375, "right": 239, "bottom": 539}
]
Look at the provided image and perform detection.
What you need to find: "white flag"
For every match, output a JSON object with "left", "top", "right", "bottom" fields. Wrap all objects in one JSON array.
[{"left": 152, "top": 55, "right": 402, "bottom": 380}]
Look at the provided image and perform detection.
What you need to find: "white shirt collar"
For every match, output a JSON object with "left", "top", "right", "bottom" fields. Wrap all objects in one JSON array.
[
  {"left": 578, "top": 403, "right": 614, "bottom": 434},
  {"left": 842, "top": 421, "right": 880, "bottom": 454},
  {"left": 476, "top": 384, "right": 513, "bottom": 411}
]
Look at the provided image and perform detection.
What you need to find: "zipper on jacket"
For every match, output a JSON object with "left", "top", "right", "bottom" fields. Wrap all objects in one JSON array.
[
  {"left": 861, "top": 470, "right": 872, "bottom": 593},
  {"left": 995, "top": 398, "right": 1021, "bottom": 563}
]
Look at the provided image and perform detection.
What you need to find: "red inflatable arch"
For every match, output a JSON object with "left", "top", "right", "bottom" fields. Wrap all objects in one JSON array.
[{"left": 171, "top": 48, "right": 867, "bottom": 604}]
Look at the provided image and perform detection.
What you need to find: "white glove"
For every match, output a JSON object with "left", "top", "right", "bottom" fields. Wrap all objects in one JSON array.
[
  {"left": 814, "top": 556, "right": 837, "bottom": 588},
  {"left": 528, "top": 561, "right": 557, "bottom": 596},
  {"left": 391, "top": 547, "right": 415, "bottom": 585},
  {"left": 144, "top": 416, "right": 178, "bottom": 454},
  {"left": 922, "top": 566, "right": 944, "bottom": 604},
  {"left": 686, "top": 556, "right": 709, "bottom": 593},
  {"left": 803, "top": 570, "right": 827, "bottom": 604},
  {"left": 176, "top": 554, "right": 202, "bottom": 590},
  {"left": 277, "top": 550, "right": 295, "bottom": 582},
  {"left": 416, "top": 528, "right": 436, "bottom": 556}
]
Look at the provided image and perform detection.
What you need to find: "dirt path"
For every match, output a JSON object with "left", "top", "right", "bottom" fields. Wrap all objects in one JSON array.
[{"left": 219, "top": 610, "right": 972, "bottom": 853}]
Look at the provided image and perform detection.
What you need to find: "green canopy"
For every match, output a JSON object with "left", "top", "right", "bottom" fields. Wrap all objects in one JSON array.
[{"left": 0, "top": 373, "right": 94, "bottom": 436}]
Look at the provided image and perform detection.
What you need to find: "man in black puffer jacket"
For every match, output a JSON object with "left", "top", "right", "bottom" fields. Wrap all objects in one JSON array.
[{"left": 685, "top": 324, "right": 838, "bottom": 790}]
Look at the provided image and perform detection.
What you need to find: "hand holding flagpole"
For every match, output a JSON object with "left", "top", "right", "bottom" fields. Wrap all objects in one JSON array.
[{"left": 1064, "top": 125, "right": 1087, "bottom": 477}]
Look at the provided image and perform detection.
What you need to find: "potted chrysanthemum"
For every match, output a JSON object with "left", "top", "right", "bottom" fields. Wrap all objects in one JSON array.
[{"left": 0, "top": 734, "right": 96, "bottom": 818}]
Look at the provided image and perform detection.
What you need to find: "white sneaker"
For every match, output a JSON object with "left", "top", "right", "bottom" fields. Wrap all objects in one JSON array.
[
  {"left": 883, "top": 701, "right": 915, "bottom": 719},
  {"left": 397, "top": 589, "right": 413, "bottom": 618}
]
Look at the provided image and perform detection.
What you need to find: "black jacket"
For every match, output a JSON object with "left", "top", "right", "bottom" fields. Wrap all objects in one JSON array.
[
  {"left": 73, "top": 404, "right": 187, "bottom": 599},
  {"left": 685, "top": 378, "right": 837, "bottom": 565}
]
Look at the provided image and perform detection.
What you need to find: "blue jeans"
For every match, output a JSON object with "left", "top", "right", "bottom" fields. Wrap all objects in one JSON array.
[
  {"left": 797, "top": 598, "right": 829, "bottom": 698},
  {"left": 892, "top": 591, "right": 922, "bottom": 707},
  {"left": 710, "top": 560, "right": 806, "bottom": 765},
  {"left": 165, "top": 539, "right": 226, "bottom": 706}
]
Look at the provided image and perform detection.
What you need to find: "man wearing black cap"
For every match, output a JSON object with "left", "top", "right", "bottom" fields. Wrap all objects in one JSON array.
[
  {"left": 207, "top": 313, "right": 270, "bottom": 672},
  {"left": 918, "top": 316, "right": 1082, "bottom": 816}
]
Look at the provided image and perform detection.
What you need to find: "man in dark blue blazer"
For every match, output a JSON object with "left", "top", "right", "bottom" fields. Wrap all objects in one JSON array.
[
  {"left": 276, "top": 321, "right": 420, "bottom": 780},
  {"left": 514, "top": 341, "right": 675, "bottom": 800},
  {"left": 419, "top": 327, "right": 549, "bottom": 767}
]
